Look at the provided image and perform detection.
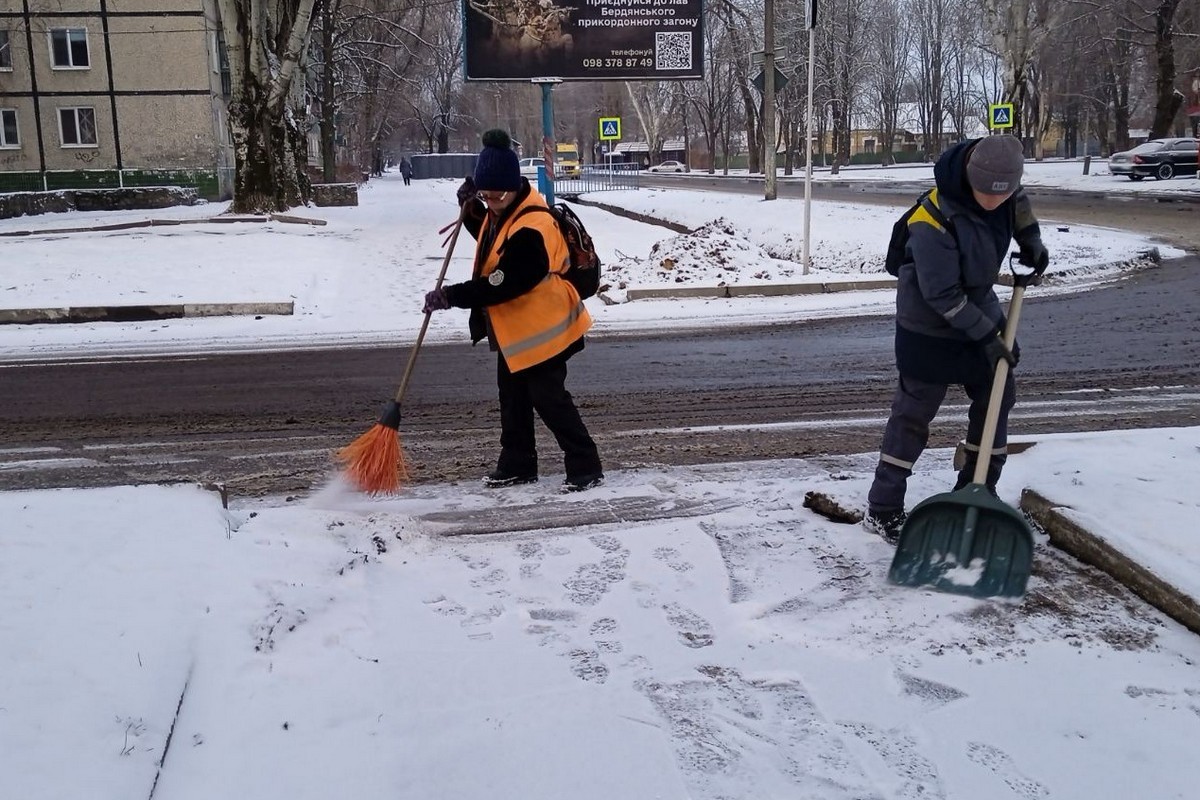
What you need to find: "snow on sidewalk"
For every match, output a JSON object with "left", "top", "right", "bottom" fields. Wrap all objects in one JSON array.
[{"left": 3, "top": 428, "right": 1199, "bottom": 799}]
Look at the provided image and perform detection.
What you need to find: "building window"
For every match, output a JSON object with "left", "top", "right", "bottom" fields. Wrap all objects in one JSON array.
[
  {"left": 863, "top": 138, "right": 876, "bottom": 154},
  {"left": 211, "top": 31, "right": 231, "bottom": 95},
  {"left": 50, "top": 28, "right": 90, "bottom": 69},
  {"left": 59, "top": 107, "right": 97, "bottom": 147},
  {"left": 0, "top": 30, "right": 12, "bottom": 70},
  {"left": 0, "top": 109, "right": 18, "bottom": 147}
]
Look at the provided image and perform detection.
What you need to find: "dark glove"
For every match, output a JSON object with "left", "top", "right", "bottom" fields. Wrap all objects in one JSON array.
[
  {"left": 456, "top": 177, "right": 476, "bottom": 206},
  {"left": 422, "top": 287, "right": 450, "bottom": 314},
  {"left": 983, "top": 332, "right": 1017, "bottom": 371},
  {"left": 1015, "top": 240, "right": 1049, "bottom": 287}
]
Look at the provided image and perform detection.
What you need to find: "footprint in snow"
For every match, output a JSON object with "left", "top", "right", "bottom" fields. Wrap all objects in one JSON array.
[
  {"left": 663, "top": 602, "right": 714, "bottom": 648},
  {"left": 966, "top": 741, "right": 1049, "bottom": 799}
]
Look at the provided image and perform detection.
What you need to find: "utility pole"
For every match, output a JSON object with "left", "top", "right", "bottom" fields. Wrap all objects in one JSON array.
[
  {"left": 763, "top": 0, "right": 777, "bottom": 200},
  {"left": 802, "top": 0, "right": 818, "bottom": 274}
]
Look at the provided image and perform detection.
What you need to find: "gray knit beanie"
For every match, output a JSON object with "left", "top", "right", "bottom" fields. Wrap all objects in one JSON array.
[{"left": 966, "top": 135, "right": 1024, "bottom": 195}]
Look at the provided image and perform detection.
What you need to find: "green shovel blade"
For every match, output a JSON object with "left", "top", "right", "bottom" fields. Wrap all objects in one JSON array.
[{"left": 888, "top": 485, "right": 1034, "bottom": 599}]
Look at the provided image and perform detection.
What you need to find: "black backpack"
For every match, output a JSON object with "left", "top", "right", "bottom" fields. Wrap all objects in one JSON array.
[
  {"left": 512, "top": 203, "right": 602, "bottom": 299},
  {"left": 884, "top": 188, "right": 955, "bottom": 276}
]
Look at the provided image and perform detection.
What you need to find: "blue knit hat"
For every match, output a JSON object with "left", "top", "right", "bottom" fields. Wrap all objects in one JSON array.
[{"left": 473, "top": 129, "right": 522, "bottom": 191}]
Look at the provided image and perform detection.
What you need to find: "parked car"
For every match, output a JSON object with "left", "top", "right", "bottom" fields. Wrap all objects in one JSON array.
[
  {"left": 518, "top": 157, "right": 546, "bottom": 177},
  {"left": 647, "top": 160, "right": 686, "bottom": 173},
  {"left": 1108, "top": 138, "right": 1199, "bottom": 181}
]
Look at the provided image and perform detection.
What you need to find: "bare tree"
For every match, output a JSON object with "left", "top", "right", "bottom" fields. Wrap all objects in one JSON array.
[
  {"left": 688, "top": 20, "right": 738, "bottom": 172},
  {"left": 407, "top": 7, "right": 466, "bottom": 154},
  {"left": 911, "top": 0, "right": 954, "bottom": 155},
  {"left": 624, "top": 81, "right": 675, "bottom": 163},
  {"left": 864, "top": 0, "right": 913, "bottom": 164},
  {"left": 822, "top": 0, "right": 870, "bottom": 171},
  {"left": 217, "top": 0, "right": 319, "bottom": 212},
  {"left": 980, "top": 0, "right": 1061, "bottom": 142}
]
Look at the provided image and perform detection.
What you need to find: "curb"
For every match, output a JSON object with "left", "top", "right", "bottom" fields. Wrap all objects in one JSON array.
[
  {"left": 626, "top": 278, "right": 897, "bottom": 301},
  {"left": 0, "top": 213, "right": 327, "bottom": 238},
  {"left": 0, "top": 301, "right": 294, "bottom": 325},
  {"left": 1021, "top": 488, "right": 1200, "bottom": 636}
]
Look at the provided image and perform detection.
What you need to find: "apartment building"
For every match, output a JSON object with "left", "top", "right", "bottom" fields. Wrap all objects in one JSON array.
[{"left": 0, "top": 0, "right": 232, "bottom": 197}]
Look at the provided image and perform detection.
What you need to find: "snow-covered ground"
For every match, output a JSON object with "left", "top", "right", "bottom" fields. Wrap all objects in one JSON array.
[
  {"left": 2, "top": 168, "right": 1199, "bottom": 799},
  {"left": 3, "top": 428, "right": 1199, "bottom": 800}
]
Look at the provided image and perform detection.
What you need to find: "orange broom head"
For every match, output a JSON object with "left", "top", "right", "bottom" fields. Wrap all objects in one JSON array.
[{"left": 336, "top": 423, "right": 410, "bottom": 495}]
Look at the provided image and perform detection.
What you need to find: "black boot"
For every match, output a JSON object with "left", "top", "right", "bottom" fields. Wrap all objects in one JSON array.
[
  {"left": 865, "top": 509, "right": 907, "bottom": 545},
  {"left": 482, "top": 469, "right": 538, "bottom": 488}
]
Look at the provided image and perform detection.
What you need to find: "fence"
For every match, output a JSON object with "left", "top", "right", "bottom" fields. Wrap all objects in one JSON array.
[
  {"left": 0, "top": 168, "right": 227, "bottom": 200},
  {"left": 553, "top": 164, "right": 640, "bottom": 196}
]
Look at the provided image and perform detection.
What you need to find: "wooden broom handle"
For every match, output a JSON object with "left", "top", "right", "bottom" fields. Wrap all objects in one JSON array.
[{"left": 392, "top": 209, "right": 466, "bottom": 403}]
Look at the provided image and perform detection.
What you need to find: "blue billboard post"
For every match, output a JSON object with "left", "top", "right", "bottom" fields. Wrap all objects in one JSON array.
[{"left": 533, "top": 78, "right": 561, "bottom": 205}]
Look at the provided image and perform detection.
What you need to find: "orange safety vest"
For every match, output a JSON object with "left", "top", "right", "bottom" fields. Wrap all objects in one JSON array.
[{"left": 478, "top": 191, "right": 592, "bottom": 372}]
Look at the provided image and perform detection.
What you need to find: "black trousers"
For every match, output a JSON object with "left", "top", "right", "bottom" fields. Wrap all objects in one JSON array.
[
  {"left": 496, "top": 351, "right": 601, "bottom": 480},
  {"left": 867, "top": 370, "right": 1015, "bottom": 514}
]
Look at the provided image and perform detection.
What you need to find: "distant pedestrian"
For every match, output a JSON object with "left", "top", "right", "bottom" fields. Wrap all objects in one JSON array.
[
  {"left": 865, "top": 135, "right": 1050, "bottom": 542},
  {"left": 399, "top": 157, "right": 413, "bottom": 186},
  {"left": 422, "top": 129, "right": 604, "bottom": 492}
]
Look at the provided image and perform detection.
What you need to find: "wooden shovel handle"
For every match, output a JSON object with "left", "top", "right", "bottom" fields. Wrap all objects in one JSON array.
[{"left": 972, "top": 284, "right": 1026, "bottom": 485}]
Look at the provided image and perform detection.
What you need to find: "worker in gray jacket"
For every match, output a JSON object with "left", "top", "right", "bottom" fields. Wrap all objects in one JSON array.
[{"left": 866, "top": 135, "right": 1049, "bottom": 542}]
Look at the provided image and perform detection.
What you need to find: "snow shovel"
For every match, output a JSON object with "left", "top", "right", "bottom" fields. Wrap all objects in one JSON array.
[{"left": 888, "top": 265, "right": 1036, "bottom": 599}]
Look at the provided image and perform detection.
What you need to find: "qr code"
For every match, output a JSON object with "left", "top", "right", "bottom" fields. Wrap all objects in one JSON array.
[{"left": 655, "top": 32, "right": 692, "bottom": 70}]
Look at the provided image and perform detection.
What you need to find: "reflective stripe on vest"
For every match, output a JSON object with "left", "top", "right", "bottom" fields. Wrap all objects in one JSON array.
[{"left": 499, "top": 283, "right": 589, "bottom": 365}]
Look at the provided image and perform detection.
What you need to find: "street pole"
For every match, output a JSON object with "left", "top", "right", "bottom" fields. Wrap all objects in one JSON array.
[
  {"left": 532, "top": 78, "right": 562, "bottom": 205},
  {"left": 763, "top": 0, "right": 777, "bottom": 200},
  {"left": 802, "top": 2, "right": 817, "bottom": 274}
]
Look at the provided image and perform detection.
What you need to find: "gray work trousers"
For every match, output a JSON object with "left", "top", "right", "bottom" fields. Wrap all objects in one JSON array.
[{"left": 867, "top": 371, "right": 1015, "bottom": 515}]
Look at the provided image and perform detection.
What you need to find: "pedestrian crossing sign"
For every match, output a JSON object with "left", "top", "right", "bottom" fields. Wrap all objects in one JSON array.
[
  {"left": 989, "top": 103, "right": 1015, "bottom": 130},
  {"left": 599, "top": 117, "right": 621, "bottom": 141}
]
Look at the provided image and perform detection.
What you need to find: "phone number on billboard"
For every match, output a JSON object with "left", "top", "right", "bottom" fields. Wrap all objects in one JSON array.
[{"left": 582, "top": 58, "right": 653, "bottom": 68}]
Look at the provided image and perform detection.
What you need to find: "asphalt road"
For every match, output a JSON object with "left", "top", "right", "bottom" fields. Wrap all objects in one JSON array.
[{"left": 1, "top": 182, "right": 1196, "bottom": 497}]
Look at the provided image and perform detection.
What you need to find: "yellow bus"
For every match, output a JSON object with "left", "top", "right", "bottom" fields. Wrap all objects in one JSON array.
[{"left": 555, "top": 142, "right": 581, "bottom": 177}]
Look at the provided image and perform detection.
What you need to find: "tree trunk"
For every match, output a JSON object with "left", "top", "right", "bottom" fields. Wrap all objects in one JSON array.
[
  {"left": 319, "top": 0, "right": 336, "bottom": 183},
  {"left": 1150, "top": 0, "right": 1183, "bottom": 138},
  {"left": 218, "top": 0, "right": 318, "bottom": 213},
  {"left": 227, "top": 86, "right": 310, "bottom": 213}
]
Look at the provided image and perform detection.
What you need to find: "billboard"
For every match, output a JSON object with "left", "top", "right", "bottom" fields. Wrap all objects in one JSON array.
[{"left": 463, "top": 0, "right": 704, "bottom": 81}]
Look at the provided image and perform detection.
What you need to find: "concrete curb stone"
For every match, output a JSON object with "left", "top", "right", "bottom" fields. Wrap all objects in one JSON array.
[
  {"left": 1021, "top": 488, "right": 1200, "bottom": 636},
  {"left": 0, "top": 302, "right": 294, "bottom": 325}
]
